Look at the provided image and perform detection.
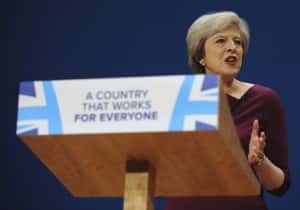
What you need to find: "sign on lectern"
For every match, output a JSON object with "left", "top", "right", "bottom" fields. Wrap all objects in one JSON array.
[{"left": 17, "top": 75, "right": 220, "bottom": 135}]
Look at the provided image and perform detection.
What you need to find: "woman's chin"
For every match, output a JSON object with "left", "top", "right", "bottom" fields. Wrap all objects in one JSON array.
[
  {"left": 222, "top": 66, "right": 240, "bottom": 76},
  {"left": 205, "top": 66, "right": 241, "bottom": 76}
]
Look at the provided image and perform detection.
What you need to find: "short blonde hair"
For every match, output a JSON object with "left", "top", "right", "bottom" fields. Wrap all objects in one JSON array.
[{"left": 186, "top": 11, "right": 250, "bottom": 73}]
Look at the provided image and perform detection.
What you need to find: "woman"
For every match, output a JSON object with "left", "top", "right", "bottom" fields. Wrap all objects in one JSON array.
[{"left": 165, "top": 11, "right": 290, "bottom": 210}]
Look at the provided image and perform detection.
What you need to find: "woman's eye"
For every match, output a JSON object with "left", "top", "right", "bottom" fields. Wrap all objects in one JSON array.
[
  {"left": 234, "top": 40, "right": 242, "bottom": 45},
  {"left": 216, "top": 39, "right": 225, "bottom": 43}
]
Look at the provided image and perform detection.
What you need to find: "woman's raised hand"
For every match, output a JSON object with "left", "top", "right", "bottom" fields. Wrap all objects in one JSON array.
[{"left": 248, "top": 119, "right": 266, "bottom": 166}]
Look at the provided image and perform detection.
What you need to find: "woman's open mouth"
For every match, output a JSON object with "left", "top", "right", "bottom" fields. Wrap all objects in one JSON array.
[{"left": 225, "top": 56, "right": 238, "bottom": 65}]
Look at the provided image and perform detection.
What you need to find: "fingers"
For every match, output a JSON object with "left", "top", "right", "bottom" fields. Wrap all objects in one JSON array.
[
  {"left": 251, "top": 119, "right": 259, "bottom": 138},
  {"left": 258, "top": 131, "right": 266, "bottom": 150},
  {"left": 250, "top": 120, "right": 266, "bottom": 148},
  {"left": 248, "top": 120, "right": 267, "bottom": 166}
]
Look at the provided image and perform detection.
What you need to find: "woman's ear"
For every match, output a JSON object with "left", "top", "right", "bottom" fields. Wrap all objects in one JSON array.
[{"left": 199, "top": 58, "right": 205, "bottom": 66}]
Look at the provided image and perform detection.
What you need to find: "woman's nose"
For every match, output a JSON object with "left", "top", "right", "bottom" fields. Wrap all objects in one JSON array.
[{"left": 226, "top": 40, "right": 237, "bottom": 51}]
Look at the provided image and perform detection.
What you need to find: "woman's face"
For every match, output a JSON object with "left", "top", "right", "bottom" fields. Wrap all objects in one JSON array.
[{"left": 200, "top": 25, "right": 244, "bottom": 77}]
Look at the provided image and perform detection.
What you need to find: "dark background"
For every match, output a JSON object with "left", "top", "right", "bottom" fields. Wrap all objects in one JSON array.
[{"left": 3, "top": 0, "right": 300, "bottom": 209}]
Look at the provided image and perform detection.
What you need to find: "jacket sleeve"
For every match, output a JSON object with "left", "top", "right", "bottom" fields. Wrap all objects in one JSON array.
[{"left": 263, "top": 88, "right": 290, "bottom": 196}]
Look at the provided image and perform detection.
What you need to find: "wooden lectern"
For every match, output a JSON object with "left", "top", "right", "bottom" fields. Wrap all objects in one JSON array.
[{"left": 16, "top": 75, "right": 259, "bottom": 210}]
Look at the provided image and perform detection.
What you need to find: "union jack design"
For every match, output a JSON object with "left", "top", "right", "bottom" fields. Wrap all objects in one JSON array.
[
  {"left": 17, "top": 81, "right": 62, "bottom": 135},
  {"left": 169, "top": 75, "right": 218, "bottom": 131}
]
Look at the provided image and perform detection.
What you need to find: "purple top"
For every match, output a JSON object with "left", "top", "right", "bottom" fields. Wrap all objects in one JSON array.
[{"left": 164, "top": 85, "right": 290, "bottom": 210}]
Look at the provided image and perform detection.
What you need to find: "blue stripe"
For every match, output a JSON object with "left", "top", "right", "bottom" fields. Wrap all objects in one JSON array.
[{"left": 44, "top": 81, "right": 62, "bottom": 134}]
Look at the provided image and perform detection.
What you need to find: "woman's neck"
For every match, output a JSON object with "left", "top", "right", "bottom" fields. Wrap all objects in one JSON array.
[{"left": 221, "top": 77, "right": 254, "bottom": 99}]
